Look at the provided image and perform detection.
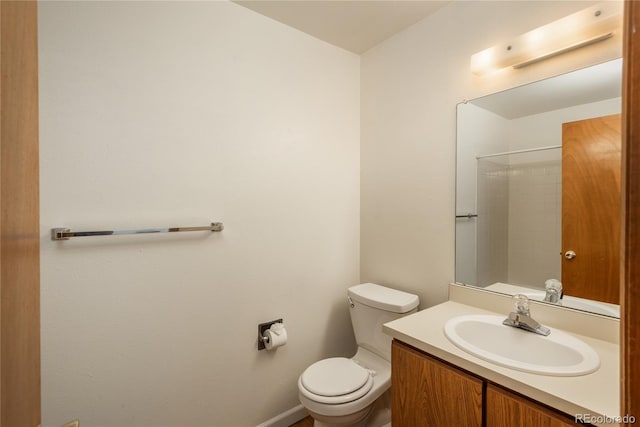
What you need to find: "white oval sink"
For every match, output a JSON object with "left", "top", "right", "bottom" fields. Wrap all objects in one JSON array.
[{"left": 444, "top": 315, "right": 600, "bottom": 376}]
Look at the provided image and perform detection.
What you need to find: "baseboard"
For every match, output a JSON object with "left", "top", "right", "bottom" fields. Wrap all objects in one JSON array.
[{"left": 256, "top": 404, "right": 308, "bottom": 427}]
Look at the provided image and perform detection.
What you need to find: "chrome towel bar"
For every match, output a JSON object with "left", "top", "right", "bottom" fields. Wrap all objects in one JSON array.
[{"left": 51, "top": 222, "right": 224, "bottom": 241}]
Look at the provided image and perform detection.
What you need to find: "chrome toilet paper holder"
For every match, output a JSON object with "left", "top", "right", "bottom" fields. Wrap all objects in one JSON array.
[{"left": 258, "top": 318, "right": 283, "bottom": 350}]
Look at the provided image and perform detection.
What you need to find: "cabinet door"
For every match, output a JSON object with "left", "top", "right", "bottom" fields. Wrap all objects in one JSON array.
[
  {"left": 486, "top": 384, "right": 583, "bottom": 427},
  {"left": 391, "top": 340, "right": 483, "bottom": 427}
]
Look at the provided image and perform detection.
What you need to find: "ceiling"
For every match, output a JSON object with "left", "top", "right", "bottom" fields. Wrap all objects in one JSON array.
[{"left": 233, "top": 1, "right": 449, "bottom": 54}]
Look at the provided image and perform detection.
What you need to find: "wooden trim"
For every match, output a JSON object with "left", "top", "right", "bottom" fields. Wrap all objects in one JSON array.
[
  {"left": 1, "top": 4, "right": 3, "bottom": 423},
  {"left": 621, "top": 0, "right": 640, "bottom": 423},
  {"left": 0, "top": 2, "right": 41, "bottom": 426}
]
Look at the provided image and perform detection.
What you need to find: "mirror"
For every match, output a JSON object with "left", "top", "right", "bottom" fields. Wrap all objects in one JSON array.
[{"left": 455, "top": 58, "right": 622, "bottom": 318}]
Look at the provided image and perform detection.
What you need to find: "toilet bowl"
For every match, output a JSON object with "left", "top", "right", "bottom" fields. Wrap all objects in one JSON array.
[
  {"left": 298, "top": 348, "right": 389, "bottom": 425},
  {"left": 298, "top": 283, "right": 419, "bottom": 427}
]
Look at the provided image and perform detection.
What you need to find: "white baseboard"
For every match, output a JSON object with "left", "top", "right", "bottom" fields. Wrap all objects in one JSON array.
[{"left": 256, "top": 404, "right": 308, "bottom": 427}]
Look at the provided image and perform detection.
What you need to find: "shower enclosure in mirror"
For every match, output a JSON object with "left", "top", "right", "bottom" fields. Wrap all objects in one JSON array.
[{"left": 455, "top": 58, "right": 622, "bottom": 318}]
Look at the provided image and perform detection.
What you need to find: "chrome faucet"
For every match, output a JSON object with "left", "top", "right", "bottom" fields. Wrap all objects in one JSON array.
[
  {"left": 503, "top": 294, "right": 550, "bottom": 336},
  {"left": 544, "top": 279, "right": 563, "bottom": 304}
]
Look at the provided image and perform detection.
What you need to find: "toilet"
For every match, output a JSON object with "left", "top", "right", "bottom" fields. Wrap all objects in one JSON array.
[{"left": 298, "top": 283, "right": 419, "bottom": 427}]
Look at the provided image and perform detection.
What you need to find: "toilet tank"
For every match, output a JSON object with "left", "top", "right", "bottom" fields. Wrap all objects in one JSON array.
[{"left": 348, "top": 283, "right": 419, "bottom": 361}]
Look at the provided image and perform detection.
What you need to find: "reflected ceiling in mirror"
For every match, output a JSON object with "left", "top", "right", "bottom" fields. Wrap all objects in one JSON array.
[
  {"left": 470, "top": 60, "right": 622, "bottom": 119},
  {"left": 455, "top": 58, "right": 622, "bottom": 318}
]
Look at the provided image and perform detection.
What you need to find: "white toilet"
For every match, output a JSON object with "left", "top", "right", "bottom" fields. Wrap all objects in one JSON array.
[{"left": 298, "top": 283, "right": 419, "bottom": 427}]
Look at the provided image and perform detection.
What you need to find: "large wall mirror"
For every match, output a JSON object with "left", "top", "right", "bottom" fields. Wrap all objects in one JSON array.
[{"left": 456, "top": 58, "right": 622, "bottom": 318}]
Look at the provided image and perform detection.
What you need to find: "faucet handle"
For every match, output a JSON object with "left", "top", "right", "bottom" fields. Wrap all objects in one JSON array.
[
  {"left": 512, "top": 294, "right": 530, "bottom": 315},
  {"left": 544, "top": 279, "right": 563, "bottom": 303},
  {"left": 545, "top": 279, "right": 563, "bottom": 293},
  {"left": 504, "top": 294, "right": 550, "bottom": 336}
]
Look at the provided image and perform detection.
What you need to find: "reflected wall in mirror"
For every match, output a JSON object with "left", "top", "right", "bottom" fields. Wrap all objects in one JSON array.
[{"left": 456, "top": 58, "right": 622, "bottom": 318}]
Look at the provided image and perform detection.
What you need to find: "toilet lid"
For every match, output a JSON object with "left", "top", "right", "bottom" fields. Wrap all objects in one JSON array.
[{"left": 301, "top": 358, "right": 371, "bottom": 397}]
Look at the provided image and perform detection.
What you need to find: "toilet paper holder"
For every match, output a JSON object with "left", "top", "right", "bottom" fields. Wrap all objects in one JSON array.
[{"left": 258, "top": 318, "right": 283, "bottom": 351}]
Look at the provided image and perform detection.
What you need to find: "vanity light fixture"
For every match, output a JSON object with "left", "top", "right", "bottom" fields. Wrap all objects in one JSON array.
[{"left": 470, "top": 2, "right": 623, "bottom": 76}]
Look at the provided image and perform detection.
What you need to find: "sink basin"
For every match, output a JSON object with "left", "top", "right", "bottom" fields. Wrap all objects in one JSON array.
[{"left": 444, "top": 314, "right": 600, "bottom": 376}]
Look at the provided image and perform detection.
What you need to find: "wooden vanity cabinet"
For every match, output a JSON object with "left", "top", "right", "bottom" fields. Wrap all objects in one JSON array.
[
  {"left": 486, "top": 384, "right": 580, "bottom": 427},
  {"left": 391, "top": 340, "right": 483, "bottom": 426},
  {"left": 391, "top": 340, "right": 588, "bottom": 427}
]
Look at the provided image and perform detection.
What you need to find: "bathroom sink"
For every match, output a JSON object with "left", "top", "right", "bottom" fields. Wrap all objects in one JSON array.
[{"left": 443, "top": 315, "right": 600, "bottom": 376}]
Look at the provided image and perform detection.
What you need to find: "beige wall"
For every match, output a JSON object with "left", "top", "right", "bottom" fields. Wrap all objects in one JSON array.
[
  {"left": 360, "top": 0, "right": 621, "bottom": 308},
  {"left": 39, "top": 2, "right": 360, "bottom": 426}
]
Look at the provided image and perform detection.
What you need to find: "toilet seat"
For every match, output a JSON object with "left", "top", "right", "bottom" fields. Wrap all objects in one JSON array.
[{"left": 299, "top": 358, "right": 374, "bottom": 404}]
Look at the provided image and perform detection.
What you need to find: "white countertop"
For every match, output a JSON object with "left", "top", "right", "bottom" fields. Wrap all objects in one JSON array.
[{"left": 383, "top": 299, "right": 620, "bottom": 426}]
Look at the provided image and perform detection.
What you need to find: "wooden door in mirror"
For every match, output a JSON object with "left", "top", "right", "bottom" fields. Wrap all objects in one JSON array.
[{"left": 562, "top": 114, "right": 621, "bottom": 305}]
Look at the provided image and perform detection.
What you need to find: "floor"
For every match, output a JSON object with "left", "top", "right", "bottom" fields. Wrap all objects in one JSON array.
[{"left": 289, "top": 416, "right": 313, "bottom": 427}]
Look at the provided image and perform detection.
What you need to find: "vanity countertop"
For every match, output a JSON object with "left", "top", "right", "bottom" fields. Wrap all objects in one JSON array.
[{"left": 383, "top": 299, "right": 620, "bottom": 426}]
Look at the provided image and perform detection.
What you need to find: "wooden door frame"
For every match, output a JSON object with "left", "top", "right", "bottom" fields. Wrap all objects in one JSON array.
[
  {"left": 621, "top": 0, "right": 640, "bottom": 423},
  {"left": 0, "top": 1, "right": 41, "bottom": 426}
]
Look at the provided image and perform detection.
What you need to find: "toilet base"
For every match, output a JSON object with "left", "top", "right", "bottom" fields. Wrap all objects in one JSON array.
[
  {"left": 308, "top": 405, "right": 371, "bottom": 427},
  {"left": 308, "top": 390, "right": 391, "bottom": 427}
]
